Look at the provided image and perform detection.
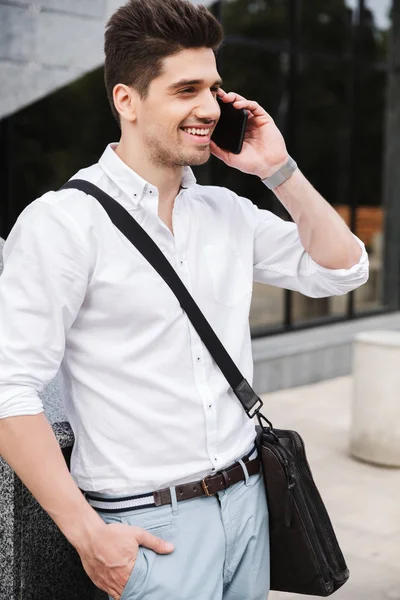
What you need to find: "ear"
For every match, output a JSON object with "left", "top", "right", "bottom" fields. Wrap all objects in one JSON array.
[{"left": 113, "top": 84, "right": 138, "bottom": 123}]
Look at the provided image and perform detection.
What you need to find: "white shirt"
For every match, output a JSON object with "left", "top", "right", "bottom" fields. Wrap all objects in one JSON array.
[{"left": 0, "top": 144, "right": 369, "bottom": 494}]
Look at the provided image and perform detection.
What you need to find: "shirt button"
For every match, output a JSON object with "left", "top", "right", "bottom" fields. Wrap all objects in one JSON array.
[
  {"left": 180, "top": 260, "right": 184, "bottom": 265},
  {"left": 208, "top": 404, "right": 212, "bottom": 409},
  {"left": 196, "top": 357, "right": 201, "bottom": 362}
]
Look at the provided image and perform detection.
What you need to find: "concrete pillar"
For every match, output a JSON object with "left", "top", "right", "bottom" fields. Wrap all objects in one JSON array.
[{"left": 350, "top": 331, "right": 400, "bottom": 467}]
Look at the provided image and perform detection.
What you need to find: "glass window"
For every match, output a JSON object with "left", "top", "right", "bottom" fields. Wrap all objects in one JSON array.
[
  {"left": 292, "top": 0, "right": 389, "bottom": 322},
  {"left": 292, "top": 3, "right": 353, "bottom": 322},
  {"left": 206, "top": 1, "right": 290, "bottom": 332},
  {"left": 221, "top": 0, "right": 288, "bottom": 41},
  {"left": 352, "top": 0, "right": 390, "bottom": 313},
  {"left": 302, "top": 0, "right": 352, "bottom": 57},
  {"left": 250, "top": 282, "right": 285, "bottom": 332},
  {"left": 365, "top": 0, "right": 392, "bottom": 34},
  {"left": 2, "top": 67, "right": 119, "bottom": 236}
]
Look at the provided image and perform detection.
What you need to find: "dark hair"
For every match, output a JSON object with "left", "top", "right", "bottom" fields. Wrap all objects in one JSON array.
[{"left": 104, "top": 0, "right": 224, "bottom": 124}]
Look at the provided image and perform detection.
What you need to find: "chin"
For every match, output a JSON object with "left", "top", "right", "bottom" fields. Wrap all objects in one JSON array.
[{"left": 185, "top": 149, "right": 211, "bottom": 167}]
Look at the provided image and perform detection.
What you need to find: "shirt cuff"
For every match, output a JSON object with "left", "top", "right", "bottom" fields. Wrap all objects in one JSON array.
[
  {"left": 311, "top": 235, "right": 369, "bottom": 278},
  {"left": 0, "top": 387, "right": 44, "bottom": 420}
]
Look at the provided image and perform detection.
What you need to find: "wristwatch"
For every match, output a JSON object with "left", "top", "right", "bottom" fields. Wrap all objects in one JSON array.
[{"left": 261, "top": 156, "right": 298, "bottom": 190}]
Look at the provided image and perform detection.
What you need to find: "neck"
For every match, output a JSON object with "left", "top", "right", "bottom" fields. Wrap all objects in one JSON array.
[{"left": 115, "top": 137, "right": 183, "bottom": 206}]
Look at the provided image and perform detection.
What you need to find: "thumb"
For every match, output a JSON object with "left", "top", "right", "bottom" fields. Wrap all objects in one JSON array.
[{"left": 133, "top": 527, "right": 174, "bottom": 554}]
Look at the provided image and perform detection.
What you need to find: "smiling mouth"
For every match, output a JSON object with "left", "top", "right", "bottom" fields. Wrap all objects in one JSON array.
[{"left": 180, "top": 127, "right": 212, "bottom": 145}]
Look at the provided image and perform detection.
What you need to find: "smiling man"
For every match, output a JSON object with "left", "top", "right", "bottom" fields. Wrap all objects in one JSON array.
[{"left": 0, "top": 1, "right": 368, "bottom": 600}]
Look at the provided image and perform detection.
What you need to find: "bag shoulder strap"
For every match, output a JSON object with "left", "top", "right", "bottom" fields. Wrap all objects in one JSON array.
[{"left": 61, "top": 179, "right": 263, "bottom": 419}]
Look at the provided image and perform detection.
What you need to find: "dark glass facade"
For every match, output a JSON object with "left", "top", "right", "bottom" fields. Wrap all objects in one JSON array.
[
  {"left": 0, "top": 0, "right": 394, "bottom": 336},
  {"left": 207, "top": 0, "right": 392, "bottom": 334}
]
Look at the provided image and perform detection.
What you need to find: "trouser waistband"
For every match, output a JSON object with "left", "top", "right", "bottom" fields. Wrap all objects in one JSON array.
[{"left": 82, "top": 445, "right": 259, "bottom": 514}]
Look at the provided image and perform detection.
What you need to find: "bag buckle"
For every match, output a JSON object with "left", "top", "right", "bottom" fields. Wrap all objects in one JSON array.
[
  {"left": 247, "top": 397, "right": 263, "bottom": 419},
  {"left": 201, "top": 475, "right": 216, "bottom": 497}
]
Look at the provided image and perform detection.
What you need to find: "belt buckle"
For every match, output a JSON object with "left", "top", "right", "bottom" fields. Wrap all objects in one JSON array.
[{"left": 201, "top": 475, "right": 216, "bottom": 497}]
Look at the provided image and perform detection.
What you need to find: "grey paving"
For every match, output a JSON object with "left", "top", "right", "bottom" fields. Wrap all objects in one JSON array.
[{"left": 263, "top": 376, "right": 400, "bottom": 600}]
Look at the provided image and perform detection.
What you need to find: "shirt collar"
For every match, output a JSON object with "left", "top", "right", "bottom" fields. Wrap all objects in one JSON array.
[{"left": 98, "top": 143, "right": 197, "bottom": 208}]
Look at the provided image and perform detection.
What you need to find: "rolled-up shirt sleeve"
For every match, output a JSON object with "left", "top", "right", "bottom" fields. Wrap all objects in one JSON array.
[
  {"left": 252, "top": 206, "right": 369, "bottom": 298},
  {"left": 0, "top": 198, "right": 90, "bottom": 419}
]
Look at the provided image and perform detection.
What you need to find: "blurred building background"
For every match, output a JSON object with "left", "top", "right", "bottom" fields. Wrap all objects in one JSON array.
[
  {"left": 0, "top": 0, "right": 399, "bottom": 391},
  {"left": 2, "top": 5, "right": 400, "bottom": 599}
]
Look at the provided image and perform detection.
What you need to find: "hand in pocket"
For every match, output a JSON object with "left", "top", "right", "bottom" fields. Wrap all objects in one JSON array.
[{"left": 77, "top": 521, "right": 174, "bottom": 599}]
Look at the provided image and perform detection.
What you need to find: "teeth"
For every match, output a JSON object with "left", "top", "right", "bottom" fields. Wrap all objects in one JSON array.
[{"left": 183, "top": 128, "right": 210, "bottom": 136}]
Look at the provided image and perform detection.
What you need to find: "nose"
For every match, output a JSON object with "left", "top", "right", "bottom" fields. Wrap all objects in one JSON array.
[{"left": 194, "top": 90, "right": 221, "bottom": 123}]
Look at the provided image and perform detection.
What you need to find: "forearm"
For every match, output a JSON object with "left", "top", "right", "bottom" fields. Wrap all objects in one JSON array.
[
  {"left": 273, "top": 169, "right": 362, "bottom": 270},
  {"left": 0, "top": 413, "right": 105, "bottom": 552}
]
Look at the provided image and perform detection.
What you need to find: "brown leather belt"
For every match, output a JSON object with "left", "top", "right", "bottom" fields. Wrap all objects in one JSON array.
[
  {"left": 154, "top": 454, "right": 260, "bottom": 506},
  {"left": 82, "top": 449, "right": 260, "bottom": 514}
]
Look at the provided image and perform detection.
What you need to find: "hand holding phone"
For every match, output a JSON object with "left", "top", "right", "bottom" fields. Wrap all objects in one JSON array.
[
  {"left": 210, "top": 91, "right": 290, "bottom": 180},
  {"left": 211, "top": 96, "right": 248, "bottom": 155}
]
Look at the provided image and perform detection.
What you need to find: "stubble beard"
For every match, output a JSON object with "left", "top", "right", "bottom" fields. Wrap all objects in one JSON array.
[{"left": 145, "top": 133, "right": 211, "bottom": 169}]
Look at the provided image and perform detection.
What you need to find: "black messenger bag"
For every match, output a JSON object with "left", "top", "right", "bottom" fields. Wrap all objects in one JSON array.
[{"left": 61, "top": 179, "right": 350, "bottom": 596}]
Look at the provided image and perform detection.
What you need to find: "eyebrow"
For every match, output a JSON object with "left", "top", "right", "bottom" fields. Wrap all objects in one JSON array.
[{"left": 168, "top": 78, "right": 223, "bottom": 90}]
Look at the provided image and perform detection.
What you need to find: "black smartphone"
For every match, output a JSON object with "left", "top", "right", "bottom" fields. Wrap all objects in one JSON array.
[{"left": 211, "top": 96, "right": 248, "bottom": 154}]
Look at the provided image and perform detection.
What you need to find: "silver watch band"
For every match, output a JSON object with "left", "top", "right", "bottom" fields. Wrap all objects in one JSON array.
[{"left": 261, "top": 156, "right": 298, "bottom": 190}]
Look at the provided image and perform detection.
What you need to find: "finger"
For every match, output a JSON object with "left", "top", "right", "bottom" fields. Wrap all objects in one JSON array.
[
  {"left": 223, "top": 90, "right": 247, "bottom": 103},
  {"left": 133, "top": 527, "right": 174, "bottom": 554},
  {"left": 233, "top": 99, "right": 272, "bottom": 120},
  {"left": 217, "top": 89, "right": 234, "bottom": 104}
]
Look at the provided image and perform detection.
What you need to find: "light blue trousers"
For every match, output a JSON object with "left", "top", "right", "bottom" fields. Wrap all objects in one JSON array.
[{"left": 96, "top": 467, "right": 270, "bottom": 600}]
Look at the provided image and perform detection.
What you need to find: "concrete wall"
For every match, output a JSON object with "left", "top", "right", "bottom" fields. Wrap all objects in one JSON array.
[
  {"left": 0, "top": 0, "right": 216, "bottom": 120},
  {"left": 252, "top": 311, "right": 400, "bottom": 394},
  {"left": 0, "top": 0, "right": 119, "bottom": 119}
]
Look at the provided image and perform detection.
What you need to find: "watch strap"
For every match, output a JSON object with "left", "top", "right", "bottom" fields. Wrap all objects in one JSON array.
[{"left": 261, "top": 156, "right": 298, "bottom": 189}]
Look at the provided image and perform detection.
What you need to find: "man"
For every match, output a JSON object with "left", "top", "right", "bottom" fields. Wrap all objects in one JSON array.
[{"left": 0, "top": 1, "right": 368, "bottom": 599}]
